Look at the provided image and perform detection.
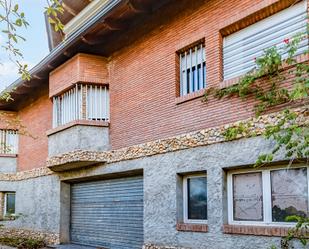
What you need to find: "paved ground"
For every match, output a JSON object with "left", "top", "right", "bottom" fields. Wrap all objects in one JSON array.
[
  {"left": 0, "top": 245, "right": 15, "bottom": 249},
  {"left": 48, "top": 245, "right": 97, "bottom": 249},
  {"left": 0, "top": 243, "right": 98, "bottom": 249}
]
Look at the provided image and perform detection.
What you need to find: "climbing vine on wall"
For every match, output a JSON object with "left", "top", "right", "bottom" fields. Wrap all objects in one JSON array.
[
  {"left": 204, "top": 27, "right": 309, "bottom": 248},
  {"left": 204, "top": 28, "right": 309, "bottom": 168}
]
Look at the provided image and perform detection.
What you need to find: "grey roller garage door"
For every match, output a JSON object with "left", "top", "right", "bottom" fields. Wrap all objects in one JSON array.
[{"left": 70, "top": 176, "right": 144, "bottom": 249}]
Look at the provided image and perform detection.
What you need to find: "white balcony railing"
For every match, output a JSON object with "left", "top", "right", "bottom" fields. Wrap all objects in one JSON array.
[
  {"left": 0, "top": 130, "right": 18, "bottom": 154},
  {"left": 52, "top": 84, "right": 109, "bottom": 128}
]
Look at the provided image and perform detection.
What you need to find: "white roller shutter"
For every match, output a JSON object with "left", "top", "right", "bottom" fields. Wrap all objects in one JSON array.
[{"left": 223, "top": 0, "right": 308, "bottom": 80}]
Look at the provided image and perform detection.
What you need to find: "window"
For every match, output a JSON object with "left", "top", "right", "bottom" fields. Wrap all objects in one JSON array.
[
  {"left": 0, "top": 129, "right": 18, "bottom": 154},
  {"left": 183, "top": 174, "right": 207, "bottom": 223},
  {"left": 228, "top": 167, "right": 309, "bottom": 225},
  {"left": 52, "top": 85, "right": 82, "bottom": 127},
  {"left": 223, "top": 0, "right": 308, "bottom": 80},
  {"left": 5, "top": 192, "right": 15, "bottom": 215},
  {"left": 52, "top": 84, "right": 109, "bottom": 128},
  {"left": 232, "top": 172, "right": 263, "bottom": 221},
  {"left": 179, "top": 42, "right": 206, "bottom": 96},
  {"left": 86, "top": 85, "right": 110, "bottom": 121}
]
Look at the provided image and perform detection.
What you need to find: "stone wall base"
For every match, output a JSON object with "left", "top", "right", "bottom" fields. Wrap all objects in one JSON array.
[
  {"left": 143, "top": 244, "right": 190, "bottom": 249},
  {"left": 0, "top": 228, "right": 59, "bottom": 245}
]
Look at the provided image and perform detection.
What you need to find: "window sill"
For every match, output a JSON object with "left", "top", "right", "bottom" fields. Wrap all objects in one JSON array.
[
  {"left": 220, "top": 54, "right": 309, "bottom": 89},
  {"left": 176, "top": 222, "right": 208, "bottom": 233},
  {"left": 175, "top": 88, "right": 206, "bottom": 105},
  {"left": 47, "top": 119, "right": 109, "bottom": 136},
  {"left": 222, "top": 224, "right": 297, "bottom": 237},
  {"left": 0, "top": 154, "right": 17, "bottom": 158}
]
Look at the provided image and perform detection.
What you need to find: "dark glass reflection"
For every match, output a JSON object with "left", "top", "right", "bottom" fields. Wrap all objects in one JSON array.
[
  {"left": 6, "top": 193, "right": 15, "bottom": 214},
  {"left": 187, "top": 177, "right": 207, "bottom": 220}
]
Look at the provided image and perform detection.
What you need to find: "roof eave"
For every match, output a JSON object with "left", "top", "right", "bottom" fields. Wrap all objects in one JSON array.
[{"left": 0, "top": 0, "right": 123, "bottom": 108}]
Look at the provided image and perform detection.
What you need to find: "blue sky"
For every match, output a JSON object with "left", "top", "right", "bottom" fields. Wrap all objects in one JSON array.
[{"left": 0, "top": 0, "right": 49, "bottom": 91}]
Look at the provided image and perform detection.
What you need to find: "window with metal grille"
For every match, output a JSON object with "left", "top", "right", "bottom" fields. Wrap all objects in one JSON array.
[
  {"left": 0, "top": 130, "right": 18, "bottom": 154},
  {"left": 86, "top": 85, "right": 109, "bottom": 121},
  {"left": 52, "top": 84, "right": 109, "bottom": 128},
  {"left": 53, "top": 85, "right": 82, "bottom": 127},
  {"left": 179, "top": 43, "right": 206, "bottom": 96},
  {"left": 223, "top": 0, "right": 308, "bottom": 80}
]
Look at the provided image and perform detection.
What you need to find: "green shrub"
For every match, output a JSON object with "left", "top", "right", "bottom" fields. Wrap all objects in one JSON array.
[{"left": 0, "top": 237, "right": 45, "bottom": 249}]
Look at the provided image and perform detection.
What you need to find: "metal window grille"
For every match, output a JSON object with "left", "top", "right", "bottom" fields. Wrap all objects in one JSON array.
[
  {"left": 179, "top": 43, "right": 206, "bottom": 96},
  {"left": 0, "top": 130, "right": 18, "bottom": 154},
  {"left": 86, "top": 85, "right": 109, "bottom": 121},
  {"left": 52, "top": 84, "right": 109, "bottom": 128},
  {"left": 223, "top": 0, "right": 308, "bottom": 80},
  {"left": 52, "top": 84, "right": 82, "bottom": 128}
]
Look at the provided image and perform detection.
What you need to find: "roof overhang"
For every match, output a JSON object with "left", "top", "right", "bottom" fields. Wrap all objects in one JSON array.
[
  {"left": 46, "top": 0, "right": 92, "bottom": 50},
  {"left": 1, "top": 0, "right": 175, "bottom": 111},
  {"left": 64, "top": 0, "right": 110, "bottom": 38}
]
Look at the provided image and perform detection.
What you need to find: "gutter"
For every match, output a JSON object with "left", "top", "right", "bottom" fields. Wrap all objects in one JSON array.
[
  {"left": 3, "top": 0, "right": 123, "bottom": 94},
  {"left": 64, "top": 0, "right": 109, "bottom": 37}
]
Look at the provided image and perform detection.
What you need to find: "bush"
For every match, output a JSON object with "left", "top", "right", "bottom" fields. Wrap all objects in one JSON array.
[{"left": 0, "top": 237, "right": 46, "bottom": 249}]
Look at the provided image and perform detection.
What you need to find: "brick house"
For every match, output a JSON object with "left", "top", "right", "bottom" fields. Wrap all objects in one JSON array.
[{"left": 0, "top": 0, "right": 307, "bottom": 248}]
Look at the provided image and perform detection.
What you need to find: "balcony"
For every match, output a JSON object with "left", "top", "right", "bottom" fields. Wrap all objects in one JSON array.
[
  {"left": 48, "top": 84, "right": 110, "bottom": 157},
  {"left": 47, "top": 53, "right": 110, "bottom": 157}
]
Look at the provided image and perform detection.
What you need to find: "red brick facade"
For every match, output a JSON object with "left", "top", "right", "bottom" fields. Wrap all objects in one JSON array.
[
  {"left": 222, "top": 224, "right": 305, "bottom": 237},
  {"left": 176, "top": 223, "right": 208, "bottom": 233},
  {"left": 17, "top": 90, "right": 52, "bottom": 171},
  {"left": 108, "top": 0, "right": 307, "bottom": 149},
  {"left": 0, "top": 111, "right": 18, "bottom": 130},
  {"left": 3, "top": 0, "right": 307, "bottom": 171},
  {"left": 49, "top": 54, "right": 109, "bottom": 97}
]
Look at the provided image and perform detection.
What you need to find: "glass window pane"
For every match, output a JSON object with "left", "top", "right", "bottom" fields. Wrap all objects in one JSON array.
[
  {"left": 233, "top": 172, "right": 263, "bottom": 221},
  {"left": 203, "top": 62, "right": 206, "bottom": 88},
  {"left": 6, "top": 193, "right": 15, "bottom": 214},
  {"left": 271, "top": 168, "right": 308, "bottom": 222},
  {"left": 192, "top": 67, "right": 196, "bottom": 92},
  {"left": 187, "top": 177, "right": 207, "bottom": 220},
  {"left": 179, "top": 44, "right": 206, "bottom": 96}
]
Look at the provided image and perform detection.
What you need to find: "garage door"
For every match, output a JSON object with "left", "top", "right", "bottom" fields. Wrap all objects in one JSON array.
[{"left": 70, "top": 176, "right": 144, "bottom": 249}]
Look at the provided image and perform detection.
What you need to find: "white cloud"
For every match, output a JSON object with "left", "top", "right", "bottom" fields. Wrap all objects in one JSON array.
[
  {"left": 0, "top": 60, "right": 34, "bottom": 91},
  {"left": 0, "top": 61, "right": 18, "bottom": 77}
]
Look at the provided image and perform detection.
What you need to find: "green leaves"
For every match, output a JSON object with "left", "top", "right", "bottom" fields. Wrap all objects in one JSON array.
[
  {"left": 255, "top": 153, "right": 273, "bottom": 167},
  {"left": 282, "top": 215, "right": 309, "bottom": 247},
  {"left": 0, "top": 91, "right": 13, "bottom": 102},
  {"left": 0, "top": 0, "right": 31, "bottom": 86},
  {"left": 45, "top": 0, "right": 64, "bottom": 33},
  {"left": 0, "top": 0, "right": 64, "bottom": 88},
  {"left": 17, "top": 62, "right": 30, "bottom": 81},
  {"left": 204, "top": 27, "right": 309, "bottom": 173},
  {"left": 205, "top": 30, "right": 308, "bottom": 116},
  {"left": 222, "top": 122, "right": 251, "bottom": 141}
]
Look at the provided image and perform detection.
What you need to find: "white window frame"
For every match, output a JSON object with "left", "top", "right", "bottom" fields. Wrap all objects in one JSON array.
[
  {"left": 227, "top": 165, "right": 309, "bottom": 227},
  {"left": 4, "top": 192, "right": 15, "bottom": 215},
  {"left": 183, "top": 173, "right": 207, "bottom": 224}
]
